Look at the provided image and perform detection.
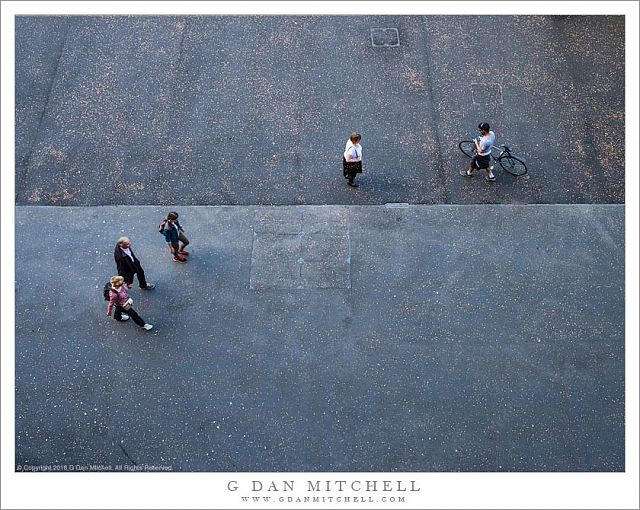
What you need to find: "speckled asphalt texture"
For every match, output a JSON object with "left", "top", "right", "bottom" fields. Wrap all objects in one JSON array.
[
  {"left": 16, "top": 205, "right": 624, "bottom": 471},
  {"left": 16, "top": 15, "right": 624, "bottom": 206},
  {"left": 15, "top": 16, "right": 625, "bottom": 472}
]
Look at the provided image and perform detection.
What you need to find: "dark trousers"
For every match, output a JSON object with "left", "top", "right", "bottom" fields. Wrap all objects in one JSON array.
[
  {"left": 114, "top": 305, "right": 146, "bottom": 327},
  {"left": 126, "top": 267, "right": 148, "bottom": 288},
  {"left": 470, "top": 153, "right": 491, "bottom": 171}
]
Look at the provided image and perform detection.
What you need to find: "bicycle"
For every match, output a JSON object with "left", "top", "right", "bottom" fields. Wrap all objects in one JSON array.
[{"left": 458, "top": 139, "right": 528, "bottom": 176}]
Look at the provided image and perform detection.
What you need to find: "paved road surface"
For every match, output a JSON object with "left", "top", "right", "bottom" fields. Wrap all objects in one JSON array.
[
  {"left": 14, "top": 15, "right": 626, "bottom": 473},
  {"left": 15, "top": 204, "right": 624, "bottom": 471},
  {"left": 15, "top": 16, "right": 624, "bottom": 206}
]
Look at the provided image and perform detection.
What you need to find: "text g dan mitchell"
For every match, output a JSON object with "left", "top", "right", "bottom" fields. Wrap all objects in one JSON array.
[{"left": 227, "top": 480, "right": 420, "bottom": 492}]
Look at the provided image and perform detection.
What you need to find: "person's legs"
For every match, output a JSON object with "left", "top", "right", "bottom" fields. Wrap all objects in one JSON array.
[
  {"left": 114, "top": 306, "right": 131, "bottom": 321},
  {"left": 468, "top": 155, "right": 478, "bottom": 174},
  {"left": 170, "top": 242, "right": 186, "bottom": 261},
  {"left": 484, "top": 167, "right": 496, "bottom": 181},
  {"left": 135, "top": 267, "right": 148, "bottom": 288},
  {"left": 479, "top": 155, "right": 495, "bottom": 181},
  {"left": 346, "top": 169, "right": 358, "bottom": 187},
  {"left": 178, "top": 231, "right": 189, "bottom": 253},
  {"left": 461, "top": 156, "right": 477, "bottom": 177},
  {"left": 125, "top": 307, "right": 146, "bottom": 327}
]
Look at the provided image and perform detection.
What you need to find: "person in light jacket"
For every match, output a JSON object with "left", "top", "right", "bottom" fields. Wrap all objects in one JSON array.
[{"left": 106, "top": 275, "right": 153, "bottom": 330}]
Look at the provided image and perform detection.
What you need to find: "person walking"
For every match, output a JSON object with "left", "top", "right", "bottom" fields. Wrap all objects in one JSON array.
[
  {"left": 106, "top": 275, "right": 153, "bottom": 330},
  {"left": 460, "top": 122, "right": 496, "bottom": 182},
  {"left": 114, "top": 237, "right": 156, "bottom": 290},
  {"left": 343, "top": 132, "right": 363, "bottom": 188},
  {"left": 161, "top": 211, "right": 189, "bottom": 263}
]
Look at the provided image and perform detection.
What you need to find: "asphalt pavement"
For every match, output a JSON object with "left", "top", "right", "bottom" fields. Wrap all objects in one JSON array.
[
  {"left": 15, "top": 15, "right": 624, "bottom": 206},
  {"left": 15, "top": 204, "right": 624, "bottom": 471},
  {"left": 14, "top": 15, "right": 626, "bottom": 472}
]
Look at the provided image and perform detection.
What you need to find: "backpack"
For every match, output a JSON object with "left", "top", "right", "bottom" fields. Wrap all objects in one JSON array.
[
  {"left": 158, "top": 218, "right": 167, "bottom": 235},
  {"left": 103, "top": 282, "right": 115, "bottom": 301}
]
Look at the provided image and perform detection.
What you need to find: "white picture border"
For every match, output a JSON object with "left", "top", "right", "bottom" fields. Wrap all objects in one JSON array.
[{"left": 2, "top": 2, "right": 638, "bottom": 509}]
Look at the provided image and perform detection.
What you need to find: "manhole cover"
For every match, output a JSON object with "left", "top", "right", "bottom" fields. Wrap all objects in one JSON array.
[
  {"left": 471, "top": 83, "right": 503, "bottom": 105},
  {"left": 371, "top": 28, "right": 400, "bottom": 47}
]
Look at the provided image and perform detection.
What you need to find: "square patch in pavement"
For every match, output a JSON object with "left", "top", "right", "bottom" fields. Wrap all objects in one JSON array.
[
  {"left": 250, "top": 234, "right": 302, "bottom": 290},
  {"left": 471, "top": 83, "right": 503, "bottom": 105},
  {"left": 371, "top": 28, "right": 400, "bottom": 47},
  {"left": 250, "top": 207, "right": 351, "bottom": 290}
]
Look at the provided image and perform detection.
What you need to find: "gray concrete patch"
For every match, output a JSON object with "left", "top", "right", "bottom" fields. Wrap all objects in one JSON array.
[
  {"left": 15, "top": 204, "right": 624, "bottom": 471},
  {"left": 250, "top": 206, "right": 351, "bottom": 290}
]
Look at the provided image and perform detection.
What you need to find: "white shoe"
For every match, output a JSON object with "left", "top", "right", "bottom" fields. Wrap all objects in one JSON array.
[
  {"left": 142, "top": 324, "right": 153, "bottom": 331},
  {"left": 118, "top": 314, "right": 130, "bottom": 321}
]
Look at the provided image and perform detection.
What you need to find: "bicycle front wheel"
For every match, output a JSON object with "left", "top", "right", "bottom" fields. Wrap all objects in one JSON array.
[
  {"left": 458, "top": 141, "right": 476, "bottom": 158},
  {"left": 499, "top": 155, "right": 527, "bottom": 176}
]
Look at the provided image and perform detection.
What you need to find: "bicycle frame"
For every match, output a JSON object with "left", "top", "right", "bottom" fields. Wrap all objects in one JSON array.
[{"left": 490, "top": 145, "right": 510, "bottom": 162}]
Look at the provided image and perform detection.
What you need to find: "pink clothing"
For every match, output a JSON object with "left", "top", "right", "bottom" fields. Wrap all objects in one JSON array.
[{"left": 107, "top": 285, "right": 130, "bottom": 315}]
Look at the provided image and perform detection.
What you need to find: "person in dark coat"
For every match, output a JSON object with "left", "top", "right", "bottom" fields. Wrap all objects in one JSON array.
[{"left": 114, "top": 236, "right": 155, "bottom": 290}]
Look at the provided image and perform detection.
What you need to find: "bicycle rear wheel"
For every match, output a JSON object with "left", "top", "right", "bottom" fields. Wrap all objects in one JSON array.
[
  {"left": 458, "top": 141, "right": 476, "bottom": 158},
  {"left": 499, "top": 155, "right": 527, "bottom": 176}
]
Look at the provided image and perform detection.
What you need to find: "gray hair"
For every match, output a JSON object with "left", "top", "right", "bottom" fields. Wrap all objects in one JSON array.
[{"left": 116, "top": 236, "right": 130, "bottom": 246}]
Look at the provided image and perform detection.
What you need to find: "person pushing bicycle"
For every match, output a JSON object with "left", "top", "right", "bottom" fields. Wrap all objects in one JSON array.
[{"left": 460, "top": 122, "right": 496, "bottom": 182}]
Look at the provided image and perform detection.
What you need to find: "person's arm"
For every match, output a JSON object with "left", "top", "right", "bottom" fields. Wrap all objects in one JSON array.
[
  {"left": 477, "top": 134, "right": 493, "bottom": 153},
  {"left": 114, "top": 248, "right": 124, "bottom": 274},
  {"left": 107, "top": 291, "right": 115, "bottom": 316},
  {"left": 162, "top": 225, "right": 172, "bottom": 242},
  {"left": 346, "top": 146, "right": 359, "bottom": 162}
]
